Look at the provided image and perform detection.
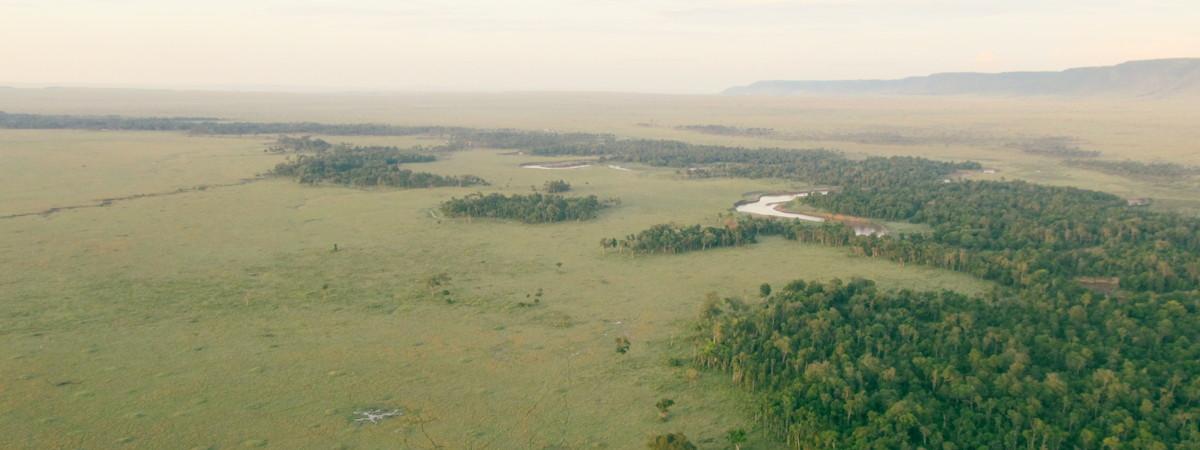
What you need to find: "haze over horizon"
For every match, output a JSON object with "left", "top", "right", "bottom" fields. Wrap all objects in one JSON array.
[{"left": 2, "top": 0, "right": 1199, "bottom": 94}]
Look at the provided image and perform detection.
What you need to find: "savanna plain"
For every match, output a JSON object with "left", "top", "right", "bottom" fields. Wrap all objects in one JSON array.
[{"left": 1, "top": 90, "right": 1198, "bottom": 449}]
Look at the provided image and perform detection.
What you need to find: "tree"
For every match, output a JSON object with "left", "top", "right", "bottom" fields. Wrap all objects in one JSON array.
[
  {"left": 647, "top": 432, "right": 696, "bottom": 450},
  {"left": 656, "top": 398, "right": 675, "bottom": 422},
  {"left": 758, "top": 283, "right": 771, "bottom": 297},
  {"left": 543, "top": 179, "right": 571, "bottom": 193},
  {"left": 726, "top": 428, "right": 747, "bottom": 450}
]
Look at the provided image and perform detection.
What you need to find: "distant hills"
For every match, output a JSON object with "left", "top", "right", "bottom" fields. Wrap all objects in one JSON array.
[{"left": 724, "top": 58, "right": 1200, "bottom": 97}]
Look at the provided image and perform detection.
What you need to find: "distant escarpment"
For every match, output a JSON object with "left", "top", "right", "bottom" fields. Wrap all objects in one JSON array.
[{"left": 725, "top": 58, "right": 1200, "bottom": 98}]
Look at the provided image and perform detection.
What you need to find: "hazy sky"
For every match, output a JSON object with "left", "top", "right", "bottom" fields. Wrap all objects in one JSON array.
[{"left": 2, "top": 0, "right": 1198, "bottom": 93}]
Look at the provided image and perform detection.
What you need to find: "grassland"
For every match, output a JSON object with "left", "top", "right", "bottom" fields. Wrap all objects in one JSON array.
[
  {"left": 2, "top": 89, "right": 1197, "bottom": 448},
  {"left": 0, "top": 130, "right": 986, "bottom": 449},
  {"left": 4, "top": 88, "right": 1197, "bottom": 214}
]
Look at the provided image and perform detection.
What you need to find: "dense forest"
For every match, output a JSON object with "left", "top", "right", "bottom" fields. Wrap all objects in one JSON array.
[
  {"left": 799, "top": 179, "right": 1200, "bottom": 293},
  {"left": 528, "top": 138, "right": 979, "bottom": 188},
  {"left": 266, "top": 135, "right": 332, "bottom": 153},
  {"left": 440, "top": 193, "right": 609, "bottom": 223},
  {"left": 1066, "top": 159, "right": 1200, "bottom": 181},
  {"left": 269, "top": 146, "right": 486, "bottom": 188},
  {"left": 697, "top": 278, "right": 1200, "bottom": 449},
  {"left": 601, "top": 216, "right": 790, "bottom": 254}
]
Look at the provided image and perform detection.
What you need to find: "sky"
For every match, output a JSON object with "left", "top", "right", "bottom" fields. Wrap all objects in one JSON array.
[{"left": 1, "top": 0, "right": 1198, "bottom": 93}]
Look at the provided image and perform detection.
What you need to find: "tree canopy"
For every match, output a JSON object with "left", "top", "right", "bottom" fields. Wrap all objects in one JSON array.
[{"left": 440, "top": 193, "right": 609, "bottom": 223}]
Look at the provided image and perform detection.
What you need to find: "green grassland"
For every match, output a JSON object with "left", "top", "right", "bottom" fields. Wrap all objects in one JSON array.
[
  {"left": 4, "top": 88, "right": 1197, "bottom": 215},
  {"left": 0, "top": 131, "right": 985, "bottom": 449},
  {"left": 2, "top": 90, "right": 1198, "bottom": 448}
]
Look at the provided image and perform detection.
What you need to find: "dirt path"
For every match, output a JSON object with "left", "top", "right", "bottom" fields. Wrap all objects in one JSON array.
[{"left": 0, "top": 177, "right": 266, "bottom": 220}]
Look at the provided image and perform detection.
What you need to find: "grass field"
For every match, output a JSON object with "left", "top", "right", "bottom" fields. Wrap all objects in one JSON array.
[
  {"left": 4, "top": 88, "right": 1196, "bottom": 215},
  {"left": 0, "top": 130, "right": 987, "bottom": 449},
  {"left": 2, "top": 90, "right": 1196, "bottom": 448}
]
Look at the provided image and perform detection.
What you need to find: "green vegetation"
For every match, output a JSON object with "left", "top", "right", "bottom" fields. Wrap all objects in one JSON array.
[
  {"left": 571, "top": 118, "right": 1200, "bottom": 448},
  {"left": 1066, "top": 158, "right": 1200, "bottom": 181},
  {"left": 440, "top": 192, "right": 608, "bottom": 223},
  {"left": 677, "top": 124, "right": 776, "bottom": 137},
  {"left": 801, "top": 179, "right": 1200, "bottom": 292},
  {"left": 647, "top": 432, "right": 697, "bottom": 450},
  {"left": 543, "top": 179, "right": 571, "bottom": 193},
  {"left": 616, "top": 336, "right": 632, "bottom": 354},
  {"left": 0, "top": 111, "right": 612, "bottom": 150},
  {"left": 1004, "top": 136, "right": 1101, "bottom": 158},
  {"left": 727, "top": 428, "right": 748, "bottom": 450},
  {"left": 696, "top": 277, "right": 1200, "bottom": 448},
  {"left": 601, "top": 216, "right": 813, "bottom": 255},
  {"left": 266, "top": 135, "right": 332, "bottom": 153},
  {"left": 269, "top": 145, "right": 487, "bottom": 188},
  {"left": 528, "top": 137, "right": 979, "bottom": 186},
  {"left": 656, "top": 398, "right": 676, "bottom": 421},
  {"left": 6, "top": 96, "right": 1199, "bottom": 449}
]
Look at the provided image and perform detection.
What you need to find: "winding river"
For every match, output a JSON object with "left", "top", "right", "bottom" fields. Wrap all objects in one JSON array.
[
  {"left": 735, "top": 193, "right": 826, "bottom": 222},
  {"left": 735, "top": 192, "right": 887, "bottom": 236}
]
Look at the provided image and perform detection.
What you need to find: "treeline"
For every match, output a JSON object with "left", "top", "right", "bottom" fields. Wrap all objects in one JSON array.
[
  {"left": 800, "top": 179, "right": 1200, "bottom": 292},
  {"left": 0, "top": 111, "right": 463, "bottom": 136},
  {"left": 676, "top": 124, "right": 776, "bottom": 137},
  {"left": 601, "top": 216, "right": 795, "bottom": 254},
  {"left": 269, "top": 146, "right": 485, "bottom": 188},
  {"left": 439, "top": 193, "right": 609, "bottom": 223},
  {"left": 619, "top": 177, "right": 1200, "bottom": 293},
  {"left": 1005, "top": 136, "right": 1102, "bottom": 158},
  {"left": 528, "top": 138, "right": 979, "bottom": 189},
  {"left": 267, "top": 135, "right": 332, "bottom": 153},
  {"left": 1066, "top": 159, "right": 1200, "bottom": 180},
  {"left": 0, "top": 111, "right": 220, "bottom": 131},
  {"left": 0, "top": 112, "right": 614, "bottom": 150},
  {"left": 696, "top": 278, "right": 1200, "bottom": 449}
]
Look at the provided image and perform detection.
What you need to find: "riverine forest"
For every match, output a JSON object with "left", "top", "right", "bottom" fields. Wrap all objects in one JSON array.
[{"left": 5, "top": 2, "right": 1200, "bottom": 449}]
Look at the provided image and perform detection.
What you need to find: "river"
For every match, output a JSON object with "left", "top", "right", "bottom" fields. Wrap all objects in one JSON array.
[{"left": 735, "top": 192, "right": 887, "bottom": 236}]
